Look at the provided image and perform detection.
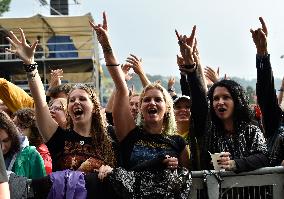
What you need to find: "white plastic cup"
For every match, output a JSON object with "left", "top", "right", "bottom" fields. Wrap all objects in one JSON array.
[{"left": 210, "top": 152, "right": 225, "bottom": 171}]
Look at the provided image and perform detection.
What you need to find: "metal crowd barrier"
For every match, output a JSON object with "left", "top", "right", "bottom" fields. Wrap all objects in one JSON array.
[{"left": 190, "top": 167, "right": 284, "bottom": 199}]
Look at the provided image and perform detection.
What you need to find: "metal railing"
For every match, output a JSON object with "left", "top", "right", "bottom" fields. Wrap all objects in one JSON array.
[{"left": 190, "top": 167, "right": 284, "bottom": 199}]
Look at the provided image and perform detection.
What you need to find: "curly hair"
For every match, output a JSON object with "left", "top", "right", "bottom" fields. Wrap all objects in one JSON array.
[
  {"left": 207, "top": 79, "right": 253, "bottom": 132},
  {"left": 137, "top": 83, "right": 177, "bottom": 136},
  {"left": 13, "top": 108, "right": 44, "bottom": 147},
  {"left": 0, "top": 111, "right": 20, "bottom": 155},
  {"left": 67, "top": 84, "right": 116, "bottom": 167}
]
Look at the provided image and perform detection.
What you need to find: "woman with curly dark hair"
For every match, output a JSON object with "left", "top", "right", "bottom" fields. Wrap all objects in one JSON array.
[{"left": 176, "top": 26, "right": 269, "bottom": 173}]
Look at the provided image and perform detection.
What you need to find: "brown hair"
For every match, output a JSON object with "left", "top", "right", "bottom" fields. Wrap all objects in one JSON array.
[
  {"left": 13, "top": 108, "right": 44, "bottom": 147},
  {"left": 67, "top": 84, "right": 116, "bottom": 167},
  {"left": 0, "top": 111, "right": 20, "bottom": 155}
]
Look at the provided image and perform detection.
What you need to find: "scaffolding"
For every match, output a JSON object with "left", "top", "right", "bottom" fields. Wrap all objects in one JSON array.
[{"left": 0, "top": 13, "right": 102, "bottom": 96}]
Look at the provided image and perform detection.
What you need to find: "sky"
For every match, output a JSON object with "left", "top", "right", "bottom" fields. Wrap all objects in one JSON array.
[{"left": 3, "top": 0, "right": 284, "bottom": 79}]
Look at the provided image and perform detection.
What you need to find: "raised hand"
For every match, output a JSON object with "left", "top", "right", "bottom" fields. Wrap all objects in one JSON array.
[
  {"left": 204, "top": 66, "right": 220, "bottom": 85},
  {"left": 250, "top": 17, "right": 268, "bottom": 55},
  {"left": 5, "top": 28, "right": 37, "bottom": 64},
  {"left": 129, "top": 84, "right": 135, "bottom": 96},
  {"left": 168, "top": 77, "right": 175, "bottom": 89},
  {"left": 176, "top": 54, "right": 184, "bottom": 67},
  {"left": 175, "top": 26, "right": 198, "bottom": 73},
  {"left": 89, "top": 12, "right": 110, "bottom": 49},
  {"left": 49, "top": 69, "right": 63, "bottom": 88},
  {"left": 125, "top": 53, "right": 150, "bottom": 87},
  {"left": 126, "top": 54, "right": 144, "bottom": 75},
  {"left": 175, "top": 27, "right": 196, "bottom": 65}
]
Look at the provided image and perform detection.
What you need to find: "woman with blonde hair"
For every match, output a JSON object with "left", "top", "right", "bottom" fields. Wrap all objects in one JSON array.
[{"left": 90, "top": 13, "right": 191, "bottom": 198}]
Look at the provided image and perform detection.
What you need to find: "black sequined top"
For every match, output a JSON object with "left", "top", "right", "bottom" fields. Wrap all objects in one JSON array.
[{"left": 185, "top": 68, "right": 269, "bottom": 172}]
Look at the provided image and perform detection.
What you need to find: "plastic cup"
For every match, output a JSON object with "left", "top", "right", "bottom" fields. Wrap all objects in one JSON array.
[{"left": 210, "top": 152, "right": 225, "bottom": 171}]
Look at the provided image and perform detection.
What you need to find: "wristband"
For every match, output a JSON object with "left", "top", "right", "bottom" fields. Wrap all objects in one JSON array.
[
  {"left": 181, "top": 63, "right": 196, "bottom": 69},
  {"left": 279, "top": 88, "right": 284, "bottom": 92},
  {"left": 23, "top": 62, "right": 38, "bottom": 73},
  {"left": 106, "top": 64, "right": 120, "bottom": 67},
  {"left": 168, "top": 88, "right": 175, "bottom": 92}
]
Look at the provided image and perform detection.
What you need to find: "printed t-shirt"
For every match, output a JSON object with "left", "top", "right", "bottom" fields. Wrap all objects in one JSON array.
[
  {"left": 120, "top": 126, "right": 186, "bottom": 170},
  {"left": 46, "top": 127, "right": 103, "bottom": 172}
]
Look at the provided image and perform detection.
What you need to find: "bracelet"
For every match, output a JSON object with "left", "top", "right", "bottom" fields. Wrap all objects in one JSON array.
[
  {"left": 181, "top": 63, "right": 196, "bottom": 69},
  {"left": 168, "top": 88, "right": 175, "bottom": 92},
  {"left": 279, "top": 88, "right": 284, "bottom": 92},
  {"left": 23, "top": 62, "right": 38, "bottom": 73},
  {"left": 106, "top": 64, "right": 120, "bottom": 67}
]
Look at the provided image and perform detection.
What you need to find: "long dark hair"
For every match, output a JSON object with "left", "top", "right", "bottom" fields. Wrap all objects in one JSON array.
[{"left": 207, "top": 79, "right": 253, "bottom": 132}]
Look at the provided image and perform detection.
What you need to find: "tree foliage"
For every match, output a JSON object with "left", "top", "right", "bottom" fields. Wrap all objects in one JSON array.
[{"left": 0, "top": 0, "right": 11, "bottom": 16}]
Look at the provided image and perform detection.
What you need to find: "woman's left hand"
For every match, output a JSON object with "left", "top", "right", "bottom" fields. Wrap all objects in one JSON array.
[
  {"left": 97, "top": 165, "right": 113, "bottom": 180},
  {"left": 163, "top": 155, "right": 179, "bottom": 170}
]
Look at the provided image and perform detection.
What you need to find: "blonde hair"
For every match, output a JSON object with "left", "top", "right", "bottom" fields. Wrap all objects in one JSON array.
[
  {"left": 137, "top": 83, "right": 177, "bottom": 136},
  {"left": 67, "top": 84, "right": 116, "bottom": 167}
]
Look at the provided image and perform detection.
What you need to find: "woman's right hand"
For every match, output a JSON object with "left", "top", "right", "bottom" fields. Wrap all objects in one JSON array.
[
  {"left": 5, "top": 28, "right": 37, "bottom": 65},
  {"left": 89, "top": 12, "right": 111, "bottom": 49}
]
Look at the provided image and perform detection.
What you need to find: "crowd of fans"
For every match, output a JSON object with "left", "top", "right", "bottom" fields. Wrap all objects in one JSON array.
[{"left": 0, "top": 14, "right": 283, "bottom": 198}]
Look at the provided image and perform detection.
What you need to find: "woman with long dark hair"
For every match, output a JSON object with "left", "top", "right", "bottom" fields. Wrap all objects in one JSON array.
[{"left": 176, "top": 26, "right": 269, "bottom": 172}]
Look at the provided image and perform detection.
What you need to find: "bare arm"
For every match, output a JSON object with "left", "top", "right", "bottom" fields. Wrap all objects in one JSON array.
[
  {"left": 105, "top": 88, "right": 116, "bottom": 113},
  {"left": 90, "top": 13, "right": 136, "bottom": 141},
  {"left": 105, "top": 64, "right": 132, "bottom": 113},
  {"left": 0, "top": 183, "right": 9, "bottom": 199},
  {"left": 6, "top": 28, "right": 58, "bottom": 142}
]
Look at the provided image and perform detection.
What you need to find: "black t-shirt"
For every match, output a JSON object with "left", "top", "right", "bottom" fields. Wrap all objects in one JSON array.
[
  {"left": 120, "top": 126, "right": 186, "bottom": 170},
  {"left": 46, "top": 127, "right": 102, "bottom": 172},
  {"left": 0, "top": 149, "right": 8, "bottom": 183}
]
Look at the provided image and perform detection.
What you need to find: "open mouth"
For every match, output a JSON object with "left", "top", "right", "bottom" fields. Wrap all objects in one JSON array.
[
  {"left": 73, "top": 108, "right": 83, "bottom": 118},
  {"left": 218, "top": 107, "right": 226, "bottom": 113},
  {"left": 148, "top": 108, "right": 158, "bottom": 115}
]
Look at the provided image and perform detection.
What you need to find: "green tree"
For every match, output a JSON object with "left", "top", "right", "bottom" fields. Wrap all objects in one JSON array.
[
  {"left": 246, "top": 86, "right": 256, "bottom": 104},
  {"left": 0, "top": 0, "right": 11, "bottom": 16}
]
